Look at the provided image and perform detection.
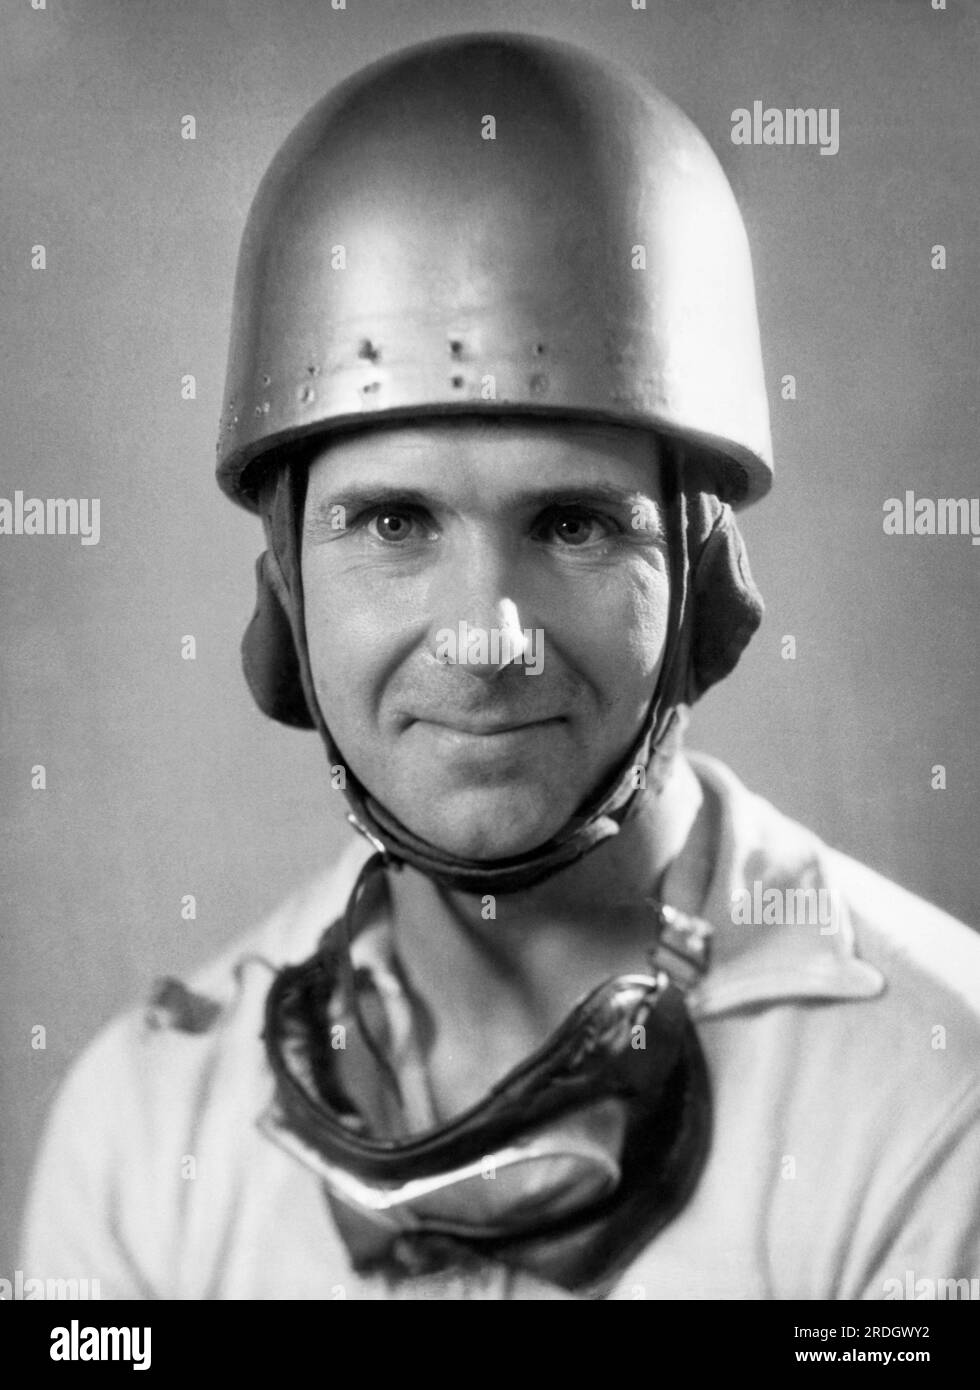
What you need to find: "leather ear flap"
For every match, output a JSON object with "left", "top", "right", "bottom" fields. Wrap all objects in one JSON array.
[
  {"left": 686, "top": 502, "right": 764, "bottom": 704},
  {"left": 241, "top": 551, "right": 316, "bottom": 728}
]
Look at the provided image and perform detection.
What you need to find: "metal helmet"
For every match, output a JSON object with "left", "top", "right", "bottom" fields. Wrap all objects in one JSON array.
[{"left": 216, "top": 32, "right": 772, "bottom": 511}]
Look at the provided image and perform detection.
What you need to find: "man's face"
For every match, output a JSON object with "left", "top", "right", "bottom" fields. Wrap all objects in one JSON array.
[{"left": 301, "top": 419, "right": 670, "bottom": 860}]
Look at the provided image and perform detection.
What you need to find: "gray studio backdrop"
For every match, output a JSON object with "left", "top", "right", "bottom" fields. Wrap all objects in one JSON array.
[{"left": 2, "top": 0, "right": 977, "bottom": 1270}]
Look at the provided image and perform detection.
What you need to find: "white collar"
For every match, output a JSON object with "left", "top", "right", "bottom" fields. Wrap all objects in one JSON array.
[{"left": 682, "top": 753, "right": 883, "bottom": 1019}]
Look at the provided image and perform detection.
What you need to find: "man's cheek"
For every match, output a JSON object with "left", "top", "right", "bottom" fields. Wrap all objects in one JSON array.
[
  {"left": 546, "top": 604, "right": 661, "bottom": 697},
  {"left": 314, "top": 647, "right": 399, "bottom": 757},
  {"left": 617, "top": 577, "right": 670, "bottom": 671}
]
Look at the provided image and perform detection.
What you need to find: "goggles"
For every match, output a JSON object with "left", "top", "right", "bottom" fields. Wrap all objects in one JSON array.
[{"left": 261, "top": 854, "right": 713, "bottom": 1293}]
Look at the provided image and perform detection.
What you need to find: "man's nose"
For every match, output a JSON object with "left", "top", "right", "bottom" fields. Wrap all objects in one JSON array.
[{"left": 429, "top": 548, "right": 532, "bottom": 679}]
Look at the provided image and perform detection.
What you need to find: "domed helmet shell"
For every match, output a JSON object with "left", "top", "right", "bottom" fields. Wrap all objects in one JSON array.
[{"left": 216, "top": 32, "right": 772, "bottom": 512}]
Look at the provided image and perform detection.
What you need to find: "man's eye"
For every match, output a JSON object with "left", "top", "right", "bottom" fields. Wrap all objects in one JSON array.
[
  {"left": 367, "top": 510, "right": 428, "bottom": 543},
  {"left": 537, "top": 511, "right": 613, "bottom": 547}
]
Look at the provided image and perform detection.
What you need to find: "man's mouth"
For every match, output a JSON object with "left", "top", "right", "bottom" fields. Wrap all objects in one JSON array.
[{"left": 409, "top": 715, "right": 565, "bottom": 738}]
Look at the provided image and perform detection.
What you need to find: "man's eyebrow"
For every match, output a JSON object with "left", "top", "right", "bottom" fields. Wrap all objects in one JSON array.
[
  {"left": 305, "top": 482, "right": 664, "bottom": 526},
  {"left": 519, "top": 483, "right": 660, "bottom": 511}
]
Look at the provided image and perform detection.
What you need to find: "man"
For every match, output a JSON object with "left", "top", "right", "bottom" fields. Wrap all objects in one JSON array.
[{"left": 22, "top": 33, "right": 980, "bottom": 1300}]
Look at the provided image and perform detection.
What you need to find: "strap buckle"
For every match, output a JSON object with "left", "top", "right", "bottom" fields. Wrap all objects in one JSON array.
[{"left": 646, "top": 903, "right": 713, "bottom": 994}]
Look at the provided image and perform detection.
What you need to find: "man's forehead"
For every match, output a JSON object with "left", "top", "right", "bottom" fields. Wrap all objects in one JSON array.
[{"left": 305, "top": 418, "right": 667, "bottom": 501}]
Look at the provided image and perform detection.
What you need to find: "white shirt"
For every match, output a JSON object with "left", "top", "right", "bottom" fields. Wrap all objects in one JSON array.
[{"left": 20, "top": 754, "right": 980, "bottom": 1300}]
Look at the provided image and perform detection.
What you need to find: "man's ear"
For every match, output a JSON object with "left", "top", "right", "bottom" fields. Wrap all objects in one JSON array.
[
  {"left": 687, "top": 501, "right": 764, "bottom": 703},
  {"left": 241, "top": 550, "right": 316, "bottom": 728}
]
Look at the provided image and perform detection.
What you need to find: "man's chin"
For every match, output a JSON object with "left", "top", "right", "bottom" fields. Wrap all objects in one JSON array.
[{"left": 390, "top": 787, "right": 575, "bottom": 862}]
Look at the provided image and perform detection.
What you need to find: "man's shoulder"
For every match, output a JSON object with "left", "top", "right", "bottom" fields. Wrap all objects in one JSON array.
[
  {"left": 43, "top": 839, "right": 371, "bottom": 1142},
  {"left": 21, "top": 841, "right": 374, "bottom": 1286},
  {"left": 826, "top": 843, "right": 980, "bottom": 1020},
  {"left": 183, "top": 836, "right": 371, "bottom": 999},
  {"left": 689, "top": 749, "right": 980, "bottom": 1029}
]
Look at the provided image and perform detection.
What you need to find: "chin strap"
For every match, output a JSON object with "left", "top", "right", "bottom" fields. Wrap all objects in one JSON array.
[
  {"left": 341, "top": 705, "right": 687, "bottom": 895},
  {"left": 260, "top": 853, "right": 714, "bottom": 1295}
]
